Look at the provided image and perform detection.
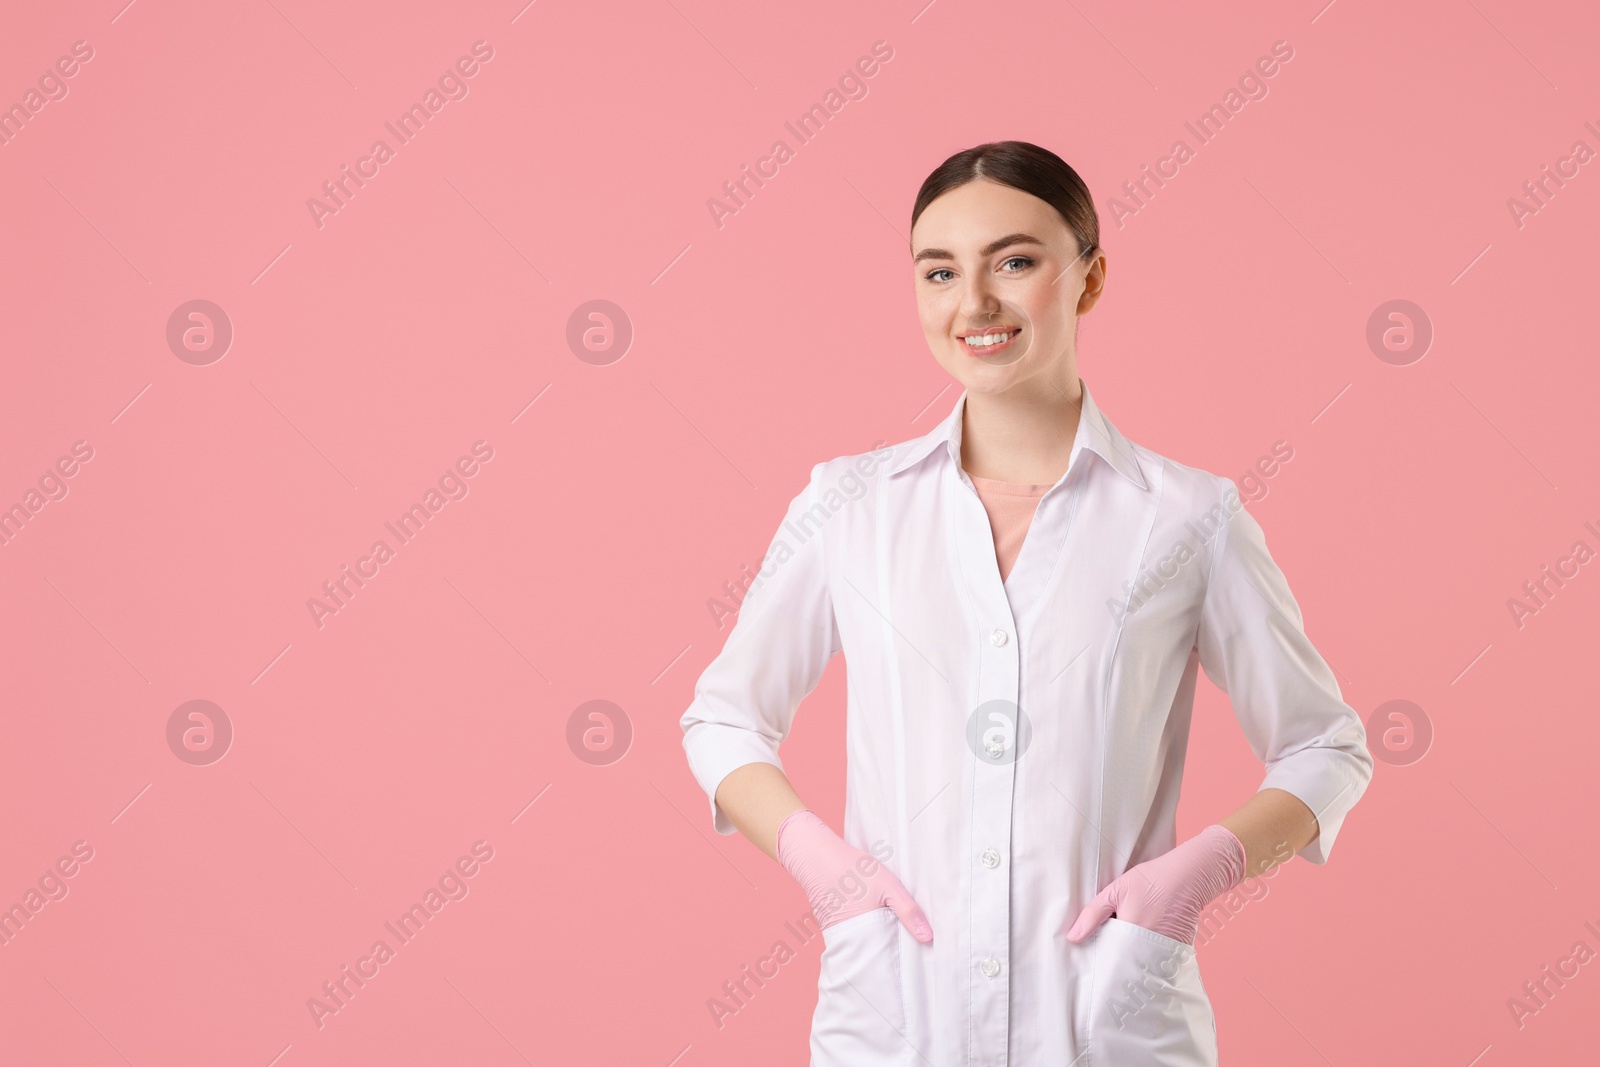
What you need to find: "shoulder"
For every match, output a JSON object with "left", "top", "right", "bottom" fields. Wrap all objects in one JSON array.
[
  {"left": 811, "top": 438, "right": 900, "bottom": 494},
  {"left": 1117, "top": 433, "right": 1238, "bottom": 515}
]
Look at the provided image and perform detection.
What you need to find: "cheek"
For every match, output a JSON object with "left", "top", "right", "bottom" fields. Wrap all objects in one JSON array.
[
  {"left": 915, "top": 290, "right": 953, "bottom": 333},
  {"left": 1016, "top": 284, "right": 1071, "bottom": 332}
]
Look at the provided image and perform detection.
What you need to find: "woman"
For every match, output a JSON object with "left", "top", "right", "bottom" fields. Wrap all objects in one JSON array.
[{"left": 679, "top": 140, "right": 1373, "bottom": 1066}]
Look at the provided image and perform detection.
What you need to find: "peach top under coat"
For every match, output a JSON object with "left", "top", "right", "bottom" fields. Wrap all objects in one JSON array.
[{"left": 966, "top": 473, "right": 1052, "bottom": 583}]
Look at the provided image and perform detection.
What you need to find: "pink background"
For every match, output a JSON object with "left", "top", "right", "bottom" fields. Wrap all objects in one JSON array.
[{"left": 3, "top": 0, "right": 1597, "bottom": 1063}]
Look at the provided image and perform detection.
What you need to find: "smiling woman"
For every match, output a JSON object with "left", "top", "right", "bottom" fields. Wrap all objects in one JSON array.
[
  {"left": 681, "top": 140, "right": 1372, "bottom": 1067},
  {"left": 907, "top": 143, "right": 1106, "bottom": 480}
]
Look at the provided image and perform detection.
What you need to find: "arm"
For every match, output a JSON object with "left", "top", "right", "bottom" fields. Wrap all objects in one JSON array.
[
  {"left": 679, "top": 465, "right": 931, "bottom": 938},
  {"left": 1219, "top": 786, "right": 1320, "bottom": 878},
  {"left": 1197, "top": 478, "right": 1375, "bottom": 868},
  {"left": 1068, "top": 479, "right": 1374, "bottom": 945},
  {"left": 679, "top": 462, "right": 840, "bottom": 837},
  {"left": 714, "top": 761, "right": 806, "bottom": 862},
  {"left": 678, "top": 470, "right": 934, "bottom": 940}
]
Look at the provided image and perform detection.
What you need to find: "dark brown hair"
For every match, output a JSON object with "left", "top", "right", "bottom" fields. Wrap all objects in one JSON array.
[{"left": 911, "top": 141, "right": 1099, "bottom": 262}]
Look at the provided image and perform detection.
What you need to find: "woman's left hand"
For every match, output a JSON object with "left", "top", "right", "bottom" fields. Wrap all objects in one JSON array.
[{"left": 1065, "top": 824, "right": 1246, "bottom": 946}]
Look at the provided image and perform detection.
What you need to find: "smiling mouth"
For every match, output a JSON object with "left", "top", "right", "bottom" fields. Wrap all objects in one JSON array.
[{"left": 960, "top": 328, "right": 1022, "bottom": 354}]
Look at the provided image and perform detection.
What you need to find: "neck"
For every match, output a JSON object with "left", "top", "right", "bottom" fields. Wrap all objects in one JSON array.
[{"left": 960, "top": 375, "right": 1084, "bottom": 484}]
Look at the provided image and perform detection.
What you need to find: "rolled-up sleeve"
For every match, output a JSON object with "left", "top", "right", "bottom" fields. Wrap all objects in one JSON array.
[
  {"left": 680, "top": 462, "right": 841, "bottom": 835},
  {"left": 1195, "top": 478, "right": 1374, "bottom": 865}
]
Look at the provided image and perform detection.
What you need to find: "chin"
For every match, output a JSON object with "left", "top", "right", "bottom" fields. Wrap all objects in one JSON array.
[{"left": 962, "top": 374, "right": 1022, "bottom": 395}]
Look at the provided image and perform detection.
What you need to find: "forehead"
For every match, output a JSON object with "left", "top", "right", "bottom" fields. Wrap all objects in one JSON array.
[{"left": 911, "top": 179, "right": 1066, "bottom": 248}]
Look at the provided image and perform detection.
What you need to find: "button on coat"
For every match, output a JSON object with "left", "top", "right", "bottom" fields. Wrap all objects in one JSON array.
[{"left": 680, "top": 379, "right": 1374, "bottom": 1066}]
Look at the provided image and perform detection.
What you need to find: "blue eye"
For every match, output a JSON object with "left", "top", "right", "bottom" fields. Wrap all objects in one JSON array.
[{"left": 925, "top": 256, "right": 1033, "bottom": 283}]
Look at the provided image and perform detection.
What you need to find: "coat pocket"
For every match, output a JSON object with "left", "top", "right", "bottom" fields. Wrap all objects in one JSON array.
[
  {"left": 1088, "top": 917, "right": 1218, "bottom": 1066},
  {"left": 809, "top": 907, "right": 909, "bottom": 1066}
]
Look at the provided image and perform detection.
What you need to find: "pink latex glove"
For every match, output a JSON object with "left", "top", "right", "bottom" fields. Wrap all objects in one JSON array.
[
  {"left": 1066, "top": 824, "right": 1246, "bottom": 945},
  {"left": 776, "top": 809, "right": 934, "bottom": 944}
]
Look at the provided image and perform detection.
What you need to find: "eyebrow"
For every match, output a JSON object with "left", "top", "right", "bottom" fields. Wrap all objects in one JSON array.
[{"left": 912, "top": 232, "right": 1044, "bottom": 264}]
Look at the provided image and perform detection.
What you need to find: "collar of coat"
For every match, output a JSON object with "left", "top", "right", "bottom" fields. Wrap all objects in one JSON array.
[{"left": 886, "top": 377, "right": 1150, "bottom": 491}]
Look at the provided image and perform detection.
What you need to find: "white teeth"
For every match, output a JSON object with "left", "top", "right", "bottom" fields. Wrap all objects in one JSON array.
[{"left": 964, "top": 330, "right": 1014, "bottom": 347}]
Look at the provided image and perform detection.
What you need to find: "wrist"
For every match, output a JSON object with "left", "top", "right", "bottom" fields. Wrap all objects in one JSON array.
[
  {"left": 775, "top": 807, "right": 822, "bottom": 873},
  {"left": 1202, "top": 823, "right": 1247, "bottom": 894}
]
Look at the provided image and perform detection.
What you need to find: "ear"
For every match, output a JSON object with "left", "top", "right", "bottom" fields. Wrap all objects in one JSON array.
[{"left": 1077, "top": 251, "right": 1108, "bottom": 315}]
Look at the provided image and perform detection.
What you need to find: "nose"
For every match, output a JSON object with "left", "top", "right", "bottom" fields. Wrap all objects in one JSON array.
[{"left": 957, "top": 275, "right": 1003, "bottom": 324}]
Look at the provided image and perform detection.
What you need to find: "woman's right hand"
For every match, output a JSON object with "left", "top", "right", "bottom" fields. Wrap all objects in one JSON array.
[{"left": 776, "top": 808, "right": 934, "bottom": 943}]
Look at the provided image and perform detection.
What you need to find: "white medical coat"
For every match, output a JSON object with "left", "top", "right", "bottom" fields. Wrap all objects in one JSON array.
[{"left": 680, "top": 379, "right": 1374, "bottom": 1066}]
